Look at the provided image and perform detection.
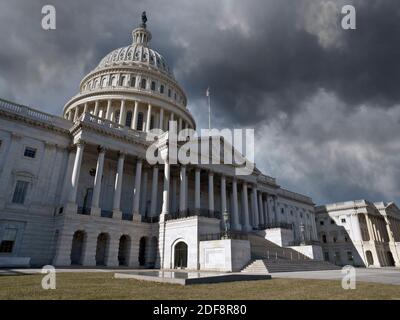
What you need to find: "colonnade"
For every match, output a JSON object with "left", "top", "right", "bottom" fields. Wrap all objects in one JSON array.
[{"left": 65, "top": 99, "right": 192, "bottom": 132}]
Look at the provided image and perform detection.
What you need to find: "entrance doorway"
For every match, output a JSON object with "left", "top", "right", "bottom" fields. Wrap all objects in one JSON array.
[
  {"left": 70, "top": 231, "right": 85, "bottom": 265},
  {"left": 366, "top": 250, "right": 374, "bottom": 266},
  {"left": 174, "top": 241, "right": 188, "bottom": 269},
  {"left": 387, "top": 251, "right": 395, "bottom": 267},
  {"left": 95, "top": 233, "right": 109, "bottom": 266}
]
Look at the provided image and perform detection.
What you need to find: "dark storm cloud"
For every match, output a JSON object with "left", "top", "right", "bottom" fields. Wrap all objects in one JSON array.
[{"left": 0, "top": 0, "right": 399, "bottom": 205}]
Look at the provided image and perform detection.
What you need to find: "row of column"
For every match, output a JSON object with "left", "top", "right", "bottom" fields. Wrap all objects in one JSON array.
[
  {"left": 67, "top": 142, "right": 274, "bottom": 229},
  {"left": 66, "top": 99, "right": 191, "bottom": 132},
  {"left": 160, "top": 164, "right": 273, "bottom": 231},
  {"left": 68, "top": 142, "right": 153, "bottom": 218}
]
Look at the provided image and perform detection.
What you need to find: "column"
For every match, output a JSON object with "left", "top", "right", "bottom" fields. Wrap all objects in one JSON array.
[
  {"left": 112, "top": 152, "right": 125, "bottom": 217},
  {"left": 105, "top": 99, "right": 112, "bottom": 120},
  {"left": 68, "top": 111, "right": 73, "bottom": 121},
  {"left": 94, "top": 100, "right": 99, "bottom": 116},
  {"left": 179, "top": 166, "right": 186, "bottom": 212},
  {"left": 258, "top": 192, "right": 264, "bottom": 226},
  {"left": 68, "top": 141, "right": 85, "bottom": 203},
  {"left": 208, "top": 172, "right": 214, "bottom": 212},
  {"left": 91, "top": 147, "right": 105, "bottom": 214},
  {"left": 73, "top": 107, "right": 78, "bottom": 121},
  {"left": 195, "top": 168, "right": 201, "bottom": 210},
  {"left": 83, "top": 103, "right": 88, "bottom": 113},
  {"left": 132, "top": 158, "right": 142, "bottom": 217},
  {"left": 366, "top": 214, "right": 375, "bottom": 242},
  {"left": 252, "top": 185, "right": 259, "bottom": 228},
  {"left": 242, "top": 182, "right": 251, "bottom": 231},
  {"left": 131, "top": 101, "right": 138, "bottom": 130},
  {"left": 150, "top": 166, "right": 159, "bottom": 217},
  {"left": 0, "top": 133, "right": 21, "bottom": 208},
  {"left": 172, "top": 176, "right": 177, "bottom": 213},
  {"left": 232, "top": 179, "right": 240, "bottom": 230},
  {"left": 141, "top": 170, "right": 148, "bottom": 216},
  {"left": 118, "top": 99, "right": 126, "bottom": 126},
  {"left": 146, "top": 103, "right": 152, "bottom": 132},
  {"left": 263, "top": 195, "right": 269, "bottom": 225},
  {"left": 161, "top": 162, "right": 170, "bottom": 216},
  {"left": 178, "top": 117, "right": 183, "bottom": 132},
  {"left": 220, "top": 175, "right": 227, "bottom": 213},
  {"left": 159, "top": 108, "right": 164, "bottom": 130}
]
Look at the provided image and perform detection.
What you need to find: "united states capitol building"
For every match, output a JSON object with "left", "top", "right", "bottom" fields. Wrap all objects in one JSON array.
[{"left": 0, "top": 17, "right": 398, "bottom": 272}]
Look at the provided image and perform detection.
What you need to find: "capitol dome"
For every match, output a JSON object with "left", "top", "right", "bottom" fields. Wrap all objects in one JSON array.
[{"left": 63, "top": 14, "right": 195, "bottom": 132}]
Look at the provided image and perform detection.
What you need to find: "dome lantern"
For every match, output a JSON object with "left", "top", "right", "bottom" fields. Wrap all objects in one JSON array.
[{"left": 132, "top": 11, "right": 152, "bottom": 46}]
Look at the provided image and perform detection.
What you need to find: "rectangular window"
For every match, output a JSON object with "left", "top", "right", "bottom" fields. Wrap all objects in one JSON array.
[
  {"left": 0, "top": 228, "right": 17, "bottom": 253},
  {"left": 347, "top": 251, "right": 354, "bottom": 261},
  {"left": 168, "top": 88, "right": 171, "bottom": 97},
  {"left": 137, "top": 112, "right": 144, "bottom": 131},
  {"left": 320, "top": 221, "right": 324, "bottom": 226},
  {"left": 341, "top": 218, "right": 346, "bottom": 223},
  {"left": 12, "top": 180, "right": 29, "bottom": 204},
  {"left": 324, "top": 252, "right": 329, "bottom": 261},
  {"left": 151, "top": 81, "right": 156, "bottom": 91},
  {"left": 24, "top": 147, "right": 37, "bottom": 158},
  {"left": 160, "top": 84, "right": 164, "bottom": 94}
]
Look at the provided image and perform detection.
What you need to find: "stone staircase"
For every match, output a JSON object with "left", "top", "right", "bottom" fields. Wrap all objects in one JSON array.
[{"left": 241, "top": 233, "right": 340, "bottom": 273}]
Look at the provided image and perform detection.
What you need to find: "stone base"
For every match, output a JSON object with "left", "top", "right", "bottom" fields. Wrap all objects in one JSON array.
[
  {"left": 113, "top": 210, "right": 122, "bottom": 220},
  {"left": 64, "top": 202, "right": 78, "bottom": 216},
  {"left": 0, "top": 257, "right": 31, "bottom": 268},
  {"left": 199, "top": 239, "right": 251, "bottom": 272},
  {"left": 132, "top": 215, "right": 141, "bottom": 222},
  {"left": 91, "top": 207, "right": 101, "bottom": 217}
]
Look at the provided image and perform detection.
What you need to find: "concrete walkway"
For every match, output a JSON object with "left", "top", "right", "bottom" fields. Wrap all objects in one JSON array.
[{"left": 271, "top": 268, "right": 400, "bottom": 285}]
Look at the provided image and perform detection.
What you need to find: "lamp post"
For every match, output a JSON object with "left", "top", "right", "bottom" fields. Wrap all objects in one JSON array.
[{"left": 223, "top": 210, "right": 230, "bottom": 238}]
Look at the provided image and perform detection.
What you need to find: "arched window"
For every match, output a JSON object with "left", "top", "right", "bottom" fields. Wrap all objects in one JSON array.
[
  {"left": 137, "top": 112, "right": 144, "bottom": 131},
  {"left": 141, "top": 78, "right": 147, "bottom": 89},
  {"left": 160, "top": 84, "right": 164, "bottom": 94},
  {"left": 111, "top": 75, "right": 118, "bottom": 87},
  {"left": 102, "top": 77, "right": 108, "bottom": 87},
  {"left": 168, "top": 88, "right": 171, "bottom": 97},
  {"left": 322, "top": 234, "right": 327, "bottom": 243},
  {"left": 125, "top": 111, "right": 132, "bottom": 127},
  {"left": 130, "top": 76, "right": 136, "bottom": 87},
  {"left": 151, "top": 81, "right": 156, "bottom": 91},
  {"left": 120, "top": 75, "right": 126, "bottom": 87}
]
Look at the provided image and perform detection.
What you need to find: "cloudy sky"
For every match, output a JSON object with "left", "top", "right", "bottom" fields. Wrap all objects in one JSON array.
[{"left": 1, "top": 0, "right": 400, "bottom": 205}]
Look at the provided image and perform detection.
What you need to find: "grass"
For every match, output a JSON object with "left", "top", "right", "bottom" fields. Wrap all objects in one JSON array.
[{"left": 0, "top": 272, "right": 399, "bottom": 300}]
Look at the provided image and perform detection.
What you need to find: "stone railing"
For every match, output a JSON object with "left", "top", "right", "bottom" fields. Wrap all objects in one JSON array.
[
  {"left": 79, "top": 113, "right": 149, "bottom": 141},
  {"left": 199, "top": 231, "right": 248, "bottom": 241},
  {"left": 255, "top": 222, "right": 293, "bottom": 230},
  {"left": 0, "top": 98, "right": 70, "bottom": 129},
  {"left": 258, "top": 174, "right": 277, "bottom": 185},
  {"left": 278, "top": 188, "right": 313, "bottom": 204},
  {"left": 165, "top": 209, "right": 222, "bottom": 221}
]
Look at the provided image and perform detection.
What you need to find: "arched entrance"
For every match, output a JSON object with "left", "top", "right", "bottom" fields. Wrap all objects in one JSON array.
[
  {"left": 95, "top": 233, "right": 109, "bottom": 266},
  {"left": 174, "top": 241, "right": 188, "bottom": 269},
  {"left": 118, "top": 235, "right": 131, "bottom": 266},
  {"left": 70, "top": 231, "right": 85, "bottom": 265},
  {"left": 366, "top": 250, "right": 374, "bottom": 266},
  {"left": 387, "top": 251, "right": 395, "bottom": 267},
  {"left": 138, "top": 237, "right": 147, "bottom": 266}
]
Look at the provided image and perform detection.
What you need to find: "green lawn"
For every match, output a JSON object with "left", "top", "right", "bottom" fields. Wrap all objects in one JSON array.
[{"left": 0, "top": 272, "right": 399, "bottom": 300}]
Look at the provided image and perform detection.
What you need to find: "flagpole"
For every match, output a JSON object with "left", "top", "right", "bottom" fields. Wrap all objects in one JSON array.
[{"left": 207, "top": 87, "right": 211, "bottom": 131}]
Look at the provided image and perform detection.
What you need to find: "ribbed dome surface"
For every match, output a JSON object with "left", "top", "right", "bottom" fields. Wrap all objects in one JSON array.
[{"left": 95, "top": 43, "right": 173, "bottom": 78}]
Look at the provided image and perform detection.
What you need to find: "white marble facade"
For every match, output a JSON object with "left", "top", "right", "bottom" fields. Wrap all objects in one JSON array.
[
  {"left": 315, "top": 200, "right": 400, "bottom": 267},
  {"left": 0, "top": 20, "right": 319, "bottom": 269}
]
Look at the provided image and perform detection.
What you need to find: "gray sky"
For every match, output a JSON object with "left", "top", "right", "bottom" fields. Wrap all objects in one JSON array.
[{"left": 1, "top": 0, "right": 400, "bottom": 205}]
